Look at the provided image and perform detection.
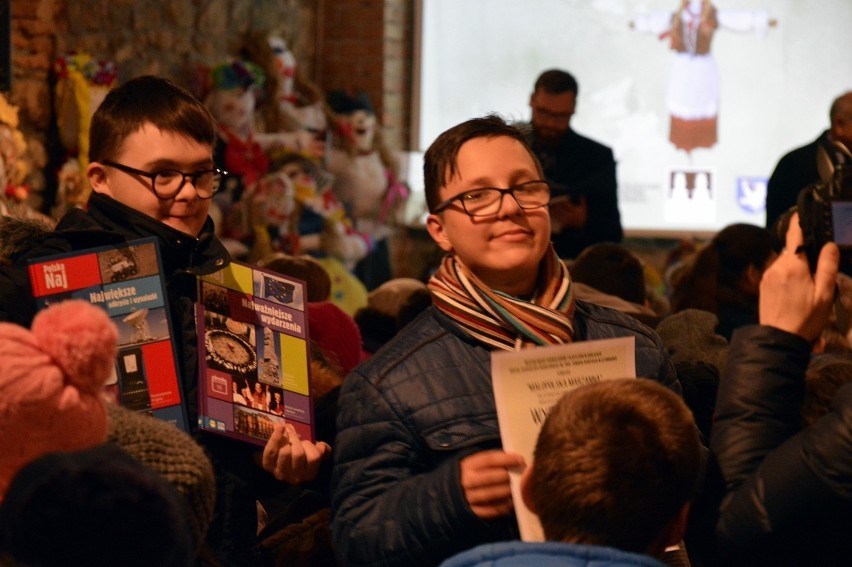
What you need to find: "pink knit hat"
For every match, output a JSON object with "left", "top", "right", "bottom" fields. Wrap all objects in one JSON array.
[{"left": 0, "top": 300, "right": 117, "bottom": 498}]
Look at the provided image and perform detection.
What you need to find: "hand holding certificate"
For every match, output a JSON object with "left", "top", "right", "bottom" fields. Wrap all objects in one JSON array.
[{"left": 491, "top": 336, "right": 636, "bottom": 541}]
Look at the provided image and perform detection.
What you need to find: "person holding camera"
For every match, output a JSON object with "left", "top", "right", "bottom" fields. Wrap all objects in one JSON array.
[
  {"left": 526, "top": 69, "right": 623, "bottom": 260},
  {"left": 710, "top": 213, "right": 852, "bottom": 565},
  {"left": 765, "top": 91, "right": 852, "bottom": 230}
]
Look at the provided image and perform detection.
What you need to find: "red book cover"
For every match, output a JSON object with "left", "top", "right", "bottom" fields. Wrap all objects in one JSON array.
[{"left": 28, "top": 238, "right": 189, "bottom": 431}]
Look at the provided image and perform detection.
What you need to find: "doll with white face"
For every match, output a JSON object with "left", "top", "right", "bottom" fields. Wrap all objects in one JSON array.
[
  {"left": 206, "top": 60, "right": 270, "bottom": 191},
  {"left": 325, "top": 90, "right": 408, "bottom": 229},
  {"left": 345, "top": 109, "right": 378, "bottom": 154},
  {"left": 240, "top": 32, "right": 329, "bottom": 161},
  {"left": 208, "top": 87, "right": 256, "bottom": 140},
  {"left": 268, "top": 35, "right": 296, "bottom": 104},
  {"left": 324, "top": 90, "right": 409, "bottom": 289}
]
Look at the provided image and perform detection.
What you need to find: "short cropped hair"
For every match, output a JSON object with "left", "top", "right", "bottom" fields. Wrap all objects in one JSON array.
[
  {"left": 422, "top": 114, "right": 541, "bottom": 213},
  {"left": 89, "top": 75, "right": 218, "bottom": 163},
  {"left": 533, "top": 69, "right": 579, "bottom": 96},
  {"left": 530, "top": 379, "right": 701, "bottom": 554},
  {"left": 571, "top": 243, "right": 647, "bottom": 305}
]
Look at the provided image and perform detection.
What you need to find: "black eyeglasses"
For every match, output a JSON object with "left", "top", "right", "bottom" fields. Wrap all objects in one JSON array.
[
  {"left": 101, "top": 160, "right": 226, "bottom": 200},
  {"left": 433, "top": 180, "right": 551, "bottom": 217}
]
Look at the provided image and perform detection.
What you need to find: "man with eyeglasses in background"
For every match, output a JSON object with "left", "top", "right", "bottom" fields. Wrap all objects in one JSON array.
[
  {"left": 331, "top": 114, "right": 678, "bottom": 567},
  {"left": 527, "top": 68, "right": 623, "bottom": 260},
  {"left": 0, "top": 76, "right": 269, "bottom": 565}
]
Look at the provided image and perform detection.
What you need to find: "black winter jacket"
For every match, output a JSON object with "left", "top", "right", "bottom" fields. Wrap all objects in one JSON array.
[
  {"left": 331, "top": 302, "right": 679, "bottom": 567},
  {"left": 0, "top": 192, "right": 230, "bottom": 420},
  {"left": 711, "top": 325, "right": 852, "bottom": 566},
  {"left": 0, "top": 195, "right": 274, "bottom": 564}
]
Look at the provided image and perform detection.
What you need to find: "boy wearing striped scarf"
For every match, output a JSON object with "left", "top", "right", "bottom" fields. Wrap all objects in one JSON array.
[{"left": 331, "top": 115, "right": 680, "bottom": 567}]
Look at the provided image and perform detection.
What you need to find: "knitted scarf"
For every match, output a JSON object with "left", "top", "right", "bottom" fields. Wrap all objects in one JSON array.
[{"left": 428, "top": 248, "right": 575, "bottom": 350}]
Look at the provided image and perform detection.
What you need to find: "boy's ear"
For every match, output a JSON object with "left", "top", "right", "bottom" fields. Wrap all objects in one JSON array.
[
  {"left": 519, "top": 462, "right": 537, "bottom": 515},
  {"left": 86, "top": 162, "right": 110, "bottom": 196},
  {"left": 425, "top": 213, "right": 454, "bottom": 254}
]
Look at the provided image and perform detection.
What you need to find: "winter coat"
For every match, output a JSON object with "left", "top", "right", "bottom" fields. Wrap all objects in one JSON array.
[
  {"left": 331, "top": 302, "right": 679, "bottom": 567},
  {"left": 440, "top": 541, "right": 666, "bottom": 567}
]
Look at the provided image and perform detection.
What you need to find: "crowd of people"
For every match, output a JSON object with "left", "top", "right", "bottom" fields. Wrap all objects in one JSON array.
[{"left": 0, "top": 49, "right": 850, "bottom": 567}]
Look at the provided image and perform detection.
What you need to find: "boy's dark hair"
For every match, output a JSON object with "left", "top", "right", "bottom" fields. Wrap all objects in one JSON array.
[
  {"left": 423, "top": 114, "right": 541, "bottom": 212},
  {"left": 89, "top": 75, "right": 218, "bottom": 163},
  {"left": 0, "top": 443, "right": 194, "bottom": 567},
  {"left": 533, "top": 69, "right": 579, "bottom": 96},
  {"left": 530, "top": 379, "right": 701, "bottom": 554},
  {"left": 570, "top": 242, "right": 647, "bottom": 305}
]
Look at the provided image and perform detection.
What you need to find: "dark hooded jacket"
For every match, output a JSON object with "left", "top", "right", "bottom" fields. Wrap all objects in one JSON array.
[
  {"left": 0, "top": 192, "right": 229, "bottom": 420},
  {"left": 331, "top": 302, "right": 679, "bottom": 567}
]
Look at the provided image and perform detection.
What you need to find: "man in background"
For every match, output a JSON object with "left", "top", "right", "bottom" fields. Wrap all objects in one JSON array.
[
  {"left": 527, "top": 68, "right": 623, "bottom": 259},
  {"left": 765, "top": 91, "right": 852, "bottom": 230}
]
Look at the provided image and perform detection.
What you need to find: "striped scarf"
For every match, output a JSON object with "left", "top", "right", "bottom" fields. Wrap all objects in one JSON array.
[{"left": 428, "top": 248, "right": 575, "bottom": 350}]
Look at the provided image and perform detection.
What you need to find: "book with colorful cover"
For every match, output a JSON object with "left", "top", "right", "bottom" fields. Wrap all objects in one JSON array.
[
  {"left": 195, "top": 259, "right": 313, "bottom": 446},
  {"left": 28, "top": 237, "right": 189, "bottom": 430}
]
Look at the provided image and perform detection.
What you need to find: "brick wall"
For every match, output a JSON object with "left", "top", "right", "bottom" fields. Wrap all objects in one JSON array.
[
  {"left": 317, "top": 0, "right": 413, "bottom": 151},
  {"left": 7, "top": 0, "right": 413, "bottom": 211}
]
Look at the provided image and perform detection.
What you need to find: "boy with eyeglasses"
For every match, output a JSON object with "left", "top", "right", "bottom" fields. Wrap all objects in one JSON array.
[
  {"left": 0, "top": 76, "right": 268, "bottom": 564},
  {"left": 331, "top": 114, "right": 680, "bottom": 567},
  {"left": 0, "top": 75, "right": 229, "bottom": 395}
]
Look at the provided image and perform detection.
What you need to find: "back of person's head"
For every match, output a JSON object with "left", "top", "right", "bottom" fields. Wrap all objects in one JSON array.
[
  {"left": 533, "top": 68, "right": 578, "bottom": 96},
  {"left": 89, "top": 75, "right": 217, "bottom": 163},
  {"left": 355, "top": 278, "right": 431, "bottom": 352},
  {"left": 670, "top": 223, "right": 773, "bottom": 314},
  {"left": 0, "top": 444, "right": 194, "bottom": 567},
  {"left": 803, "top": 354, "right": 852, "bottom": 426},
  {"left": 258, "top": 252, "right": 332, "bottom": 303},
  {"left": 570, "top": 243, "right": 647, "bottom": 305},
  {"left": 423, "top": 114, "right": 541, "bottom": 212},
  {"left": 365, "top": 278, "right": 429, "bottom": 321},
  {"left": 396, "top": 286, "right": 433, "bottom": 330},
  {"left": 523, "top": 379, "right": 701, "bottom": 556}
]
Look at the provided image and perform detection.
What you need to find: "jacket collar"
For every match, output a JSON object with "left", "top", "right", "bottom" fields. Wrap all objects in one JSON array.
[{"left": 61, "top": 192, "right": 230, "bottom": 276}]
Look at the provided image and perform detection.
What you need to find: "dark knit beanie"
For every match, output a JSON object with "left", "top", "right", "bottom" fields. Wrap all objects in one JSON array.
[
  {"left": 0, "top": 443, "right": 195, "bottom": 567},
  {"left": 656, "top": 308, "right": 729, "bottom": 373}
]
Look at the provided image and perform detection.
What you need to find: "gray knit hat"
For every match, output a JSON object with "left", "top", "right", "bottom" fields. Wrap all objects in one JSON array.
[
  {"left": 656, "top": 308, "right": 729, "bottom": 373},
  {"left": 107, "top": 404, "right": 216, "bottom": 549}
]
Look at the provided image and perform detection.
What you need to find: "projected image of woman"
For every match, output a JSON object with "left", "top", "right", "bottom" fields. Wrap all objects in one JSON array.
[{"left": 631, "top": 0, "right": 776, "bottom": 153}]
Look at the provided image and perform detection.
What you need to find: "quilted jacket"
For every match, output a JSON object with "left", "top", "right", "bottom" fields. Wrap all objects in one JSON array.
[{"left": 331, "top": 301, "right": 678, "bottom": 567}]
